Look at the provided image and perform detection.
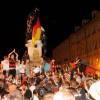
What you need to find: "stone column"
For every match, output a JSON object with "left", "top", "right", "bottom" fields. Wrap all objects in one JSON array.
[
  {"left": 25, "top": 39, "right": 43, "bottom": 65},
  {"left": 25, "top": 40, "right": 34, "bottom": 62}
]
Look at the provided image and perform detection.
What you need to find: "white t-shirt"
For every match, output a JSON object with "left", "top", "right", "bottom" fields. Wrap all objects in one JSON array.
[
  {"left": 29, "top": 85, "right": 36, "bottom": 97},
  {"left": 33, "top": 95, "right": 39, "bottom": 100},
  {"left": 16, "top": 64, "right": 20, "bottom": 70},
  {"left": 29, "top": 85, "right": 36, "bottom": 93},
  {"left": 1, "top": 60, "right": 9, "bottom": 71},
  {"left": 33, "top": 67, "right": 41, "bottom": 73},
  {"left": 89, "top": 81, "right": 100, "bottom": 100},
  {"left": 20, "top": 64, "right": 26, "bottom": 74}
]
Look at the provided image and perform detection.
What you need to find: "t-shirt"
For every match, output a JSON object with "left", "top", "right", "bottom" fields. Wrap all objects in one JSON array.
[
  {"left": 89, "top": 81, "right": 100, "bottom": 100},
  {"left": 9, "top": 59, "right": 16, "bottom": 68},
  {"left": 33, "top": 67, "right": 41, "bottom": 73},
  {"left": 44, "top": 63, "right": 50, "bottom": 72},
  {"left": 20, "top": 64, "right": 26, "bottom": 74},
  {"left": 33, "top": 95, "right": 39, "bottom": 100},
  {"left": 1, "top": 60, "right": 9, "bottom": 71},
  {"left": 25, "top": 66, "right": 30, "bottom": 76},
  {"left": 29, "top": 85, "right": 36, "bottom": 97}
]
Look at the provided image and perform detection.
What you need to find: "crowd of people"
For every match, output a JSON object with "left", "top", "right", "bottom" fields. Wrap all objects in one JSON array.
[{"left": 0, "top": 49, "right": 100, "bottom": 100}]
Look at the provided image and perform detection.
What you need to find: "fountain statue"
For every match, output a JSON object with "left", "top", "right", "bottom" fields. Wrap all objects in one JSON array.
[{"left": 25, "top": 8, "right": 46, "bottom": 66}]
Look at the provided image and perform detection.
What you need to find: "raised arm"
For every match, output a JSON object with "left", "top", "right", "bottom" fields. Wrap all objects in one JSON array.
[
  {"left": 15, "top": 51, "right": 19, "bottom": 60},
  {"left": 13, "top": 49, "right": 19, "bottom": 60},
  {"left": 8, "top": 49, "right": 15, "bottom": 58}
]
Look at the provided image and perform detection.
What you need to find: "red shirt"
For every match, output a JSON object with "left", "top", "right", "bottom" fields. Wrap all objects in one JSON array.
[{"left": 9, "top": 59, "right": 16, "bottom": 68}]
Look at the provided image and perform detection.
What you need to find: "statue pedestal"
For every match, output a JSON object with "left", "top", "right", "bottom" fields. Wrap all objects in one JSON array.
[{"left": 25, "top": 39, "right": 43, "bottom": 66}]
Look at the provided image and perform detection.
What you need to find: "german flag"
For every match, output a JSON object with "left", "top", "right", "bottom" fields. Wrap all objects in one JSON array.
[{"left": 32, "top": 17, "right": 41, "bottom": 46}]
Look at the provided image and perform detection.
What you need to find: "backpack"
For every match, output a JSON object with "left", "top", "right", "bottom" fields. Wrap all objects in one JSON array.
[{"left": 24, "top": 88, "right": 32, "bottom": 99}]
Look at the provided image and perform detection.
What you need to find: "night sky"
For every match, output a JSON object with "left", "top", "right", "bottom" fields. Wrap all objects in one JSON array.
[{"left": 0, "top": 0, "right": 99, "bottom": 60}]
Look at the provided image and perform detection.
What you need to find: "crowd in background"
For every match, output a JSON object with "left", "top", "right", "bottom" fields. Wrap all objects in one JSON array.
[{"left": 0, "top": 49, "right": 100, "bottom": 100}]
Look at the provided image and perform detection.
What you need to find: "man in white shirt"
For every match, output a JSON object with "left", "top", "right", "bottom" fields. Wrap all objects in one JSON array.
[
  {"left": 29, "top": 83, "right": 36, "bottom": 98},
  {"left": 1, "top": 56, "right": 9, "bottom": 77}
]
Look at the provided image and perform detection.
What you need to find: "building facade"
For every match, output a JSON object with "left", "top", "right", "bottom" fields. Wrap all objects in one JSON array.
[{"left": 53, "top": 10, "right": 100, "bottom": 70}]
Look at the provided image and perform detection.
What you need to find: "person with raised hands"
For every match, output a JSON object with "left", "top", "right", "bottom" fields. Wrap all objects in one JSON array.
[{"left": 8, "top": 49, "right": 19, "bottom": 78}]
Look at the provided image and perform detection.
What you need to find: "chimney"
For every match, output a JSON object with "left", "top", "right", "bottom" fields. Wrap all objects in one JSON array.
[
  {"left": 82, "top": 19, "right": 88, "bottom": 26},
  {"left": 74, "top": 26, "right": 80, "bottom": 32},
  {"left": 91, "top": 10, "right": 99, "bottom": 19}
]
